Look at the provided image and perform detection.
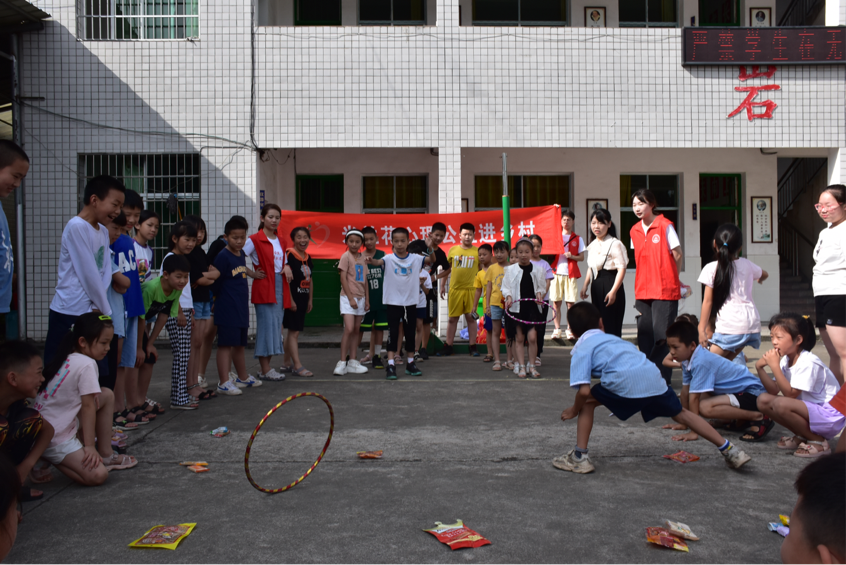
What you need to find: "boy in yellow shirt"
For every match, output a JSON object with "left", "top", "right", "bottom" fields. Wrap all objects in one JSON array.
[
  {"left": 473, "top": 244, "right": 493, "bottom": 360},
  {"left": 485, "top": 241, "right": 509, "bottom": 370},
  {"left": 438, "top": 223, "right": 480, "bottom": 357}
]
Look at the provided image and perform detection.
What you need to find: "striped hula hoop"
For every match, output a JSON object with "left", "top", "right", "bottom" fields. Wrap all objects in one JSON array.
[
  {"left": 503, "top": 298, "right": 554, "bottom": 325},
  {"left": 244, "top": 392, "right": 335, "bottom": 494}
]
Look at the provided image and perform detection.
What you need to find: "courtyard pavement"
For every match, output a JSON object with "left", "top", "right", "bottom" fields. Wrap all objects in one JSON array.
[{"left": 7, "top": 340, "right": 836, "bottom": 564}]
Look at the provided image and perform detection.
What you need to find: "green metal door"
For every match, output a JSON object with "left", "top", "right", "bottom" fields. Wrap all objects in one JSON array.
[
  {"left": 297, "top": 175, "right": 344, "bottom": 326},
  {"left": 699, "top": 174, "right": 742, "bottom": 268}
]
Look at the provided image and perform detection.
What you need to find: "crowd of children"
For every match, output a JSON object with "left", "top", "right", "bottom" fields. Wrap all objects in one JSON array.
[{"left": 0, "top": 140, "right": 843, "bottom": 562}]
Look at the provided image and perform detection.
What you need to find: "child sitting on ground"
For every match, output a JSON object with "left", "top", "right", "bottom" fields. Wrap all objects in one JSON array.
[
  {"left": 35, "top": 313, "right": 138, "bottom": 486},
  {"left": 780, "top": 452, "right": 845, "bottom": 564},
  {"left": 664, "top": 319, "right": 773, "bottom": 443},
  {"left": 555, "top": 302, "right": 751, "bottom": 474},
  {"left": 754, "top": 313, "right": 841, "bottom": 457},
  {"left": 0, "top": 342, "right": 54, "bottom": 501}
]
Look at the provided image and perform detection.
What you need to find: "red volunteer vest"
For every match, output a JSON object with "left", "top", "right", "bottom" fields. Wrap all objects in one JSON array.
[
  {"left": 555, "top": 233, "right": 582, "bottom": 279},
  {"left": 630, "top": 214, "right": 681, "bottom": 301},
  {"left": 248, "top": 230, "right": 292, "bottom": 308}
]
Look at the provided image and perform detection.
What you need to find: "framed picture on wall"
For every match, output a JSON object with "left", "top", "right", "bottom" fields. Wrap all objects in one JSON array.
[
  {"left": 750, "top": 8, "right": 771, "bottom": 27},
  {"left": 751, "top": 196, "right": 773, "bottom": 243},
  {"left": 585, "top": 7, "right": 605, "bottom": 28}
]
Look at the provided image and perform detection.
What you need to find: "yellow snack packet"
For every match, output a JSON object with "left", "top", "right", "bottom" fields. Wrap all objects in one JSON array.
[
  {"left": 128, "top": 524, "right": 196, "bottom": 550},
  {"left": 779, "top": 514, "right": 790, "bottom": 526},
  {"left": 179, "top": 461, "right": 208, "bottom": 466}
]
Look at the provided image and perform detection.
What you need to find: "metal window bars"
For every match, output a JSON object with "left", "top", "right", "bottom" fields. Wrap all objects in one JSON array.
[{"left": 79, "top": 0, "right": 199, "bottom": 40}]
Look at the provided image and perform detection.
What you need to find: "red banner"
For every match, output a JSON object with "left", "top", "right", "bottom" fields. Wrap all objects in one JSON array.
[{"left": 278, "top": 205, "right": 564, "bottom": 259}]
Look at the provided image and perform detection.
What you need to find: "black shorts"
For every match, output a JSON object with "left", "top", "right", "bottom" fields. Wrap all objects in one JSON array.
[
  {"left": 727, "top": 391, "right": 760, "bottom": 412},
  {"left": 815, "top": 295, "right": 846, "bottom": 328},
  {"left": 218, "top": 326, "right": 248, "bottom": 347},
  {"left": 284, "top": 303, "right": 308, "bottom": 332},
  {"left": 590, "top": 383, "right": 682, "bottom": 422},
  {"left": 141, "top": 330, "right": 156, "bottom": 365}
]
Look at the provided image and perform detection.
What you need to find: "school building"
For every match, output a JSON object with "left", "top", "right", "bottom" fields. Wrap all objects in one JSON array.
[{"left": 3, "top": 0, "right": 845, "bottom": 338}]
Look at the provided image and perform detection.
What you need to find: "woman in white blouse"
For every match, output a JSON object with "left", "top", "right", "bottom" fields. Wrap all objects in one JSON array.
[
  {"left": 580, "top": 208, "right": 629, "bottom": 337},
  {"left": 813, "top": 185, "right": 846, "bottom": 385}
]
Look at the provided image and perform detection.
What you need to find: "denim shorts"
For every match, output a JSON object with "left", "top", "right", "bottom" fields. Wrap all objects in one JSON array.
[
  {"left": 490, "top": 305, "right": 504, "bottom": 321},
  {"left": 711, "top": 332, "right": 761, "bottom": 353},
  {"left": 119, "top": 316, "right": 139, "bottom": 368},
  {"left": 193, "top": 301, "right": 212, "bottom": 320}
]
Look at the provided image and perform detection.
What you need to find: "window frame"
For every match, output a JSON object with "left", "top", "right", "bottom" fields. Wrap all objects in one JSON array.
[
  {"left": 358, "top": 0, "right": 427, "bottom": 25},
  {"left": 296, "top": 175, "right": 345, "bottom": 212},
  {"left": 361, "top": 174, "right": 429, "bottom": 214},
  {"left": 472, "top": 0, "right": 568, "bottom": 26},
  {"left": 78, "top": 0, "right": 200, "bottom": 40},
  {"left": 474, "top": 174, "right": 572, "bottom": 211},
  {"left": 618, "top": 0, "right": 679, "bottom": 28},
  {"left": 295, "top": 0, "right": 342, "bottom": 25},
  {"left": 697, "top": 0, "right": 740, "bottom": 27},
  {"left": 619, "top": 173, "right": 681, "bottom": 268},
  {"left": 78, "top": 153, "right": 202, "bottom": 270}
]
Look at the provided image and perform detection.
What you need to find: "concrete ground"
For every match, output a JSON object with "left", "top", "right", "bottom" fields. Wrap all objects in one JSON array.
[{"left": 7, "top": 339, "right": 838, "bottom": 564}]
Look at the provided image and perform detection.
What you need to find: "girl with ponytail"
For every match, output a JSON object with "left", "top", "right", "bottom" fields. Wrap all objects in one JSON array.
[{"left": 697, "top": 223, "right": 768, "bottom": 361}]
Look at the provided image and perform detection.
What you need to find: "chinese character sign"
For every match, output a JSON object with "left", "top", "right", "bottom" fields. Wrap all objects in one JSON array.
[
  {"left": 276, "top": 206, "right": 565, "bottom": 259},
  {"left": 728, "top": 66, "right": 780, "bottom": 121}
]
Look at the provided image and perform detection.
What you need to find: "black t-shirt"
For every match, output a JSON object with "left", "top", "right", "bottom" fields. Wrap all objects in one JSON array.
[
  {"left": 187, "top": 246, "right": 212, "bottom": 302},
  {"left": 286, "top": 250, "right": 314, "bottom": 308},
  {"left": 411, "top": 240, "right": 449, "bottom": 273},
  {"left": 207, "top": 235, "right": 227, "bottom": 264}
]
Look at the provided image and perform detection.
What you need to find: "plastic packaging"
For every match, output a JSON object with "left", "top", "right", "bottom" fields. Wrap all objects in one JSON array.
[
  {"left": 211, "top": 426, "right": 229, "bottom": 438},
  {"left": 128, "top": 524, "right": 196, "bottom": 550},
  {"left": 662, "top": 451, "right": 700, "bottom": 464},
  {"left": 357, "top": 450, "right": 383, "bottom": 459},
  {"left": 768, "top": 523, "right": 789, "bottom": 537},
  {"left": 664, "top": 520, "right": 699, "bottom": 541},
  {"left": 779, "top": 514, "right": 790, "bottom": 526},
  {"left": 179, "top": 461, "right": 208, "bottom": 466},
  {"left": 188, "top": 465, "right": 209, "bottom": 473},
  {"left": 646, "top": 527, "right": 689, "bottom": 552},
  {"left": 423, "top": 520, "right": 491, "bottom": 551}
]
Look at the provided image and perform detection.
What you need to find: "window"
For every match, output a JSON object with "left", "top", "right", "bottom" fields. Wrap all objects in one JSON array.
[
  {"left": 698, "top": 0, "right": 739, "bottom": 26},
  {"left": 296, "top": 175, "right": 344, "bottom": 212},
  {"left": 296, "top": 0, "right": 341, "bottom": 25},
  {"left": 79, "top": 0, "right": 199, "bottom": 40},
  {"left": 619, "top": 0, "right": 677, "bottom": 27},
  {"left": 79, "top": 154, "right": 201, "bottom": 270},
  {"left": 620, "top": 174, "right": 680, "bottom": 268},
  {"left": 473, "top": 0, "right": 566, "bottom": 25},
  {"left": 360, "top": 0, "right": 426, "bottom": 24},
  {"left": 475, "top": 175, "right": 570, "bottom": 210},
  {"left": 363, "top": 176, "right": 427, "bottom": 213}
]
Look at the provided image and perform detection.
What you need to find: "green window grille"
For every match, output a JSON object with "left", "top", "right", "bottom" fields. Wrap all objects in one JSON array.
[
  {"left": 296, "top": 175, "right": 344, "bottom": 212},
  {"left": 475, "top": 175, "right": 570, "bottom": 210},
  {"left": 80, "top": 0, "right": 199, "bottom": 40}
]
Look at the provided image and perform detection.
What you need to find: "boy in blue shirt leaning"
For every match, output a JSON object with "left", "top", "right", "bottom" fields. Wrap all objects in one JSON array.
[
  {"left": 0, "top": 141, "right": 29, "bottom": 316},
  {"left": 556, "top": 302, "right": 751, "bottom": 474},
  {"left": 665, "top": 319, "right": 774, "bottom": 442}
]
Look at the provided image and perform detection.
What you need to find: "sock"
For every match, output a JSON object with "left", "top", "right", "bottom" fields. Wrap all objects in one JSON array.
[
  {"left": 388, "top": 359, "right": 395, "bottom": 366},
  {"left": 574, "top": 446, "right": 588, "bottom": 459},
  {"left": 719, "top": 439, "right": 731, "bottom": 452},
  {"left": 407, "top": 357, "right": 414, "bottom": 364},
  {"left": 374, "top": 345, "right": 381, "bottom": 356}
]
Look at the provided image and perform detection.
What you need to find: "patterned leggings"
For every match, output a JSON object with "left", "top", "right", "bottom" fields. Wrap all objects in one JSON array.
[{"left": 165, "top": 309, "right": 193, "bottom": 406}]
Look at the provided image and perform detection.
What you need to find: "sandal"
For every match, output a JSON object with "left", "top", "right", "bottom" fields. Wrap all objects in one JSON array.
[
  {"left": 518, "top": 365, "right": 527, "bottom": 378},
  {"left": 293, "top": 367, "right": 314, "bottom": 377},
  {"left": 483, "top": 355, "right": 494, "bottom": 363},
  {"left": 794, "top": 440, "right": 831, "bottom": 458},
  {"left": 21, "top": 488, "right": 43, "bottom": 502},
  {"left": 123, "top": 409, "right": 150, "bottom": 425},
  {"left": 739, "top": 416, "right": 775, "bottom": 442},
  {"left": 778, "top": 435, "right": 806, "bottom": 450},
  {"left": 113, "top": 413, "right": 140, "bottom": 431},
  {"left": 528, "top": 366, "right": 541, "bottom": 379},
  {"left": 190, "top": 388, "right": 217, "bottom": 401},
  {"left": 103, "top": 452, "right": 138, "bottom": 471},
  {"left": 535, "top": 358, "right": 542, "bottom": 367},
  {"left": 29, "top": 466, "right": 52, "bottom": 484},
  {"left": 361, "top": 356, "right": 373, "bottom": 365},
  {"left": 504, "top": 361, "right": 514, "bottom": 370},
  {"left": 492, "top": 361, "right": 502, "bottom": 371},
  {"left": 138, "top": 401, "right": 164, "bottom": 416}
]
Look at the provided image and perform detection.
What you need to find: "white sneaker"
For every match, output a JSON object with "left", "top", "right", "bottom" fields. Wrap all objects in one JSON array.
[
  {"left": 229, "top": 371, "right": 238, "bottom": 381},
  {"left": 234, "top": 374, "right": 263, "bottom": 388},
  {"left": 333, "top": 361, "right": 347, "bottom": 376},
  {"left": 552, "top": 450, "right": 595, "bottom": 474},
  {"left": 722, "top": 444, "right": 752, "bottom": 469},
  {"left": 258, "top": 368, "right": 286, "bottom": 381},
  {"left": 198, "top": 375, "right": 208, "bottom": 389},
  {"left": 217, "top": 381, "right": 243, "bottom": 396},
  {"left": 346, "top": 359, "right": 369, "bottom": 374}
]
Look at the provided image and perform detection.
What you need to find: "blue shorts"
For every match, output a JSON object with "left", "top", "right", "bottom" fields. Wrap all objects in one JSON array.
[
  {"left": 218, "top": 326, "right": 248, "bottom": 347},
  {"left": 711, "top": 332, "right": 761, "bottom": 353},
  {"left": 490, "top": 305, "right": 504, "bottom": 321},
  {"left": 194, "top": 301, "right": 212, "bottom": 320},
  {"left": 590, "top": 384, "right": 682, "bottom": 422},
  {"left": 119, "top": 316, "right": 139, "bottom": 368}
]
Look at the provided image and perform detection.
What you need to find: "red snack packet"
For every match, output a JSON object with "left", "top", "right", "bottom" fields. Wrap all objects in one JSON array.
[
  {"left": 423, "top": 520, "right": 491, "bottom": 551},
  {"left": 646, "top": 527, "right": 689, "bottom": 552},
  {"left": 357, "top": 451, "right": 383, "bottom": 459},
  {"left": 663, "top": 450, "right": 700, "bottom": 464},
  {"left": 188, "top": 465, "right": 209, "bottom": 473}
]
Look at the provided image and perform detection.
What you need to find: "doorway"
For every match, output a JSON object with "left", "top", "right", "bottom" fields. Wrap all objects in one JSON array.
[{"left": 699, "top": 174, "right": 742, "bottom": 268}]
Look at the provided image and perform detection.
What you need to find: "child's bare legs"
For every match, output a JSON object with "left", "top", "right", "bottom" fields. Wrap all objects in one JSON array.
[
  {"left": 527, "top": 328, "right": 538, "bottom": 366},
  {"left": 489, "top": 319, "right": 501, "bottom": 363},
  {"left": 758, "top": 393, "right": 824, "bottom": 442},
  {"left": 368, "top": 329, "right": 384, "bottom": 361},
  {"left": 138, "top": 363, "right": 154, "bottom": 406},
  {"left": 54, "top": 449, "right": 109, "bottom": 487},
  {"left": 671, "top": 408, "right": 735, "bottom": 448},
  {"left": 415, "top": 319, "right": 424, "bottom": 353},
  {"left": 700, "top": 396, "right": 762, "bottom": 422},
  {"left": 231, "top": 346, "right": 248, "bottom": 380},
  {"left": 123, "top": 367, "right": 141, "bottom": 410},
  {"left": 420, "top": 324, "right": 430, "bottom": 350},
  {"left": 820, "top": 326, "right": 846, "bottom": 385},
  {"left": 553, "top": 300, "right": 562, "bottom": 330},
  {"left": 515, "top": 327, "right": 526, "bottom": 367},
  {"left": 465, "top": 313, "right": 477, "bottom": 345},
  {"left": 186, "top": 317, "right": 206, "bottom": 396},
  {"left": 662, "top": 385, "right": 689, "bottom": 430},
  {"left": 341, "top": 314, "right": 359, "bottom": 362},
  {"left": 95, "top": 388, "right": 116, "bottom": 459},
  {"left": 708, "top": 343, "right": 738, "bottom": 362},
  {"left": 258, "top": 355, "right": 273, "bottom": 376},
  {"left": 284, "top": 330, "right": 302, "bottom": 369},
  {"left": 113, "top": 339, "right": 126, "bottom": 412},
  {"left": 576, "top": 396, "right": 601, "bottom": 449},
  {"left": 446, "top": 316, "right": 459, "bottom": 345},
  {"left": 216, "top": 346, "right": 233, "bottom": 386},
  {"left": 199, "top": 316, "right": 217, "bottom": 377}
]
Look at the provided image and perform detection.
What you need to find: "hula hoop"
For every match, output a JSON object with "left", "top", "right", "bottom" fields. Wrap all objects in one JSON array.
[
  {"left": 504, "top": 298, "right": 554, "bottom": 325},
  {"left": 244, "top": 392, "right": 334, "bottom": 494}
]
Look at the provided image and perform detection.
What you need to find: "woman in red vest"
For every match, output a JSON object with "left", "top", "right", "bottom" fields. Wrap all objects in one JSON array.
[
  {"left": 630, "top": 189, "right": 682, "bottom": 384},
  {"left": 244, "top": 203, "right": 292, "bottom": 382}
]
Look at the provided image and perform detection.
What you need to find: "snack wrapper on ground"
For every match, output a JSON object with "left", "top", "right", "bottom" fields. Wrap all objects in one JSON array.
[
  {"left": 128, "top": 524, "right": 196, "bottom": 550},
  {"left": 188, "top": 465, "right": 209, "bottom": 473},
  {"left": 768, "top": 523, "right": 790, "bottom": 537},
  {"left": 646, "top": 527, "right": 689, "bottom": 552},
  {"left": 357, "top": 450, "right": 383, "bottom": 459},
  {"left": 179, "top": 461, "right": 208, "bottom": 466},
  {"left": 664, "top": 520, "right": 699, "bottom": 541},
  {"left": 662, "top": 451, "right": 700, "bottom": 464},
  {"left": 211, "top": 426, "right": 229, "bottom": 438},
  {"left": 423, "top": 520, "right": 491, "bottom": 550},
  {"left": 779, "top": 514, "right": 790, "bottom": 526}
]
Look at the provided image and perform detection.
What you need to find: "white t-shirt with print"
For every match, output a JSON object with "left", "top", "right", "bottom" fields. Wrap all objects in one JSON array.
[
  {"left": 780, "top": 350, "right": 840, "bottom": 405},
  {"left": 382, "top": 253, "right": 426, "bottom": 307},
  {"left": 34, "top": 353, "right": 102, "bottom": 446},
  {"left": 134, "top": 241, "right": 154, "bottom": 283},
  {"left": 244, "top": 236, "right": 286, "bottom": 274},
  {"left": 697, "top": 257, "right": 764, "bottom": 335},
  {"left": 813, "top": 221, "right": 846, "bottom": 296},
  {"left": 50, "top": 217, "right": 113, "bottom": 316},
  {"left": 417, "top": 269, "right": 432, "bottom": 308}
]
